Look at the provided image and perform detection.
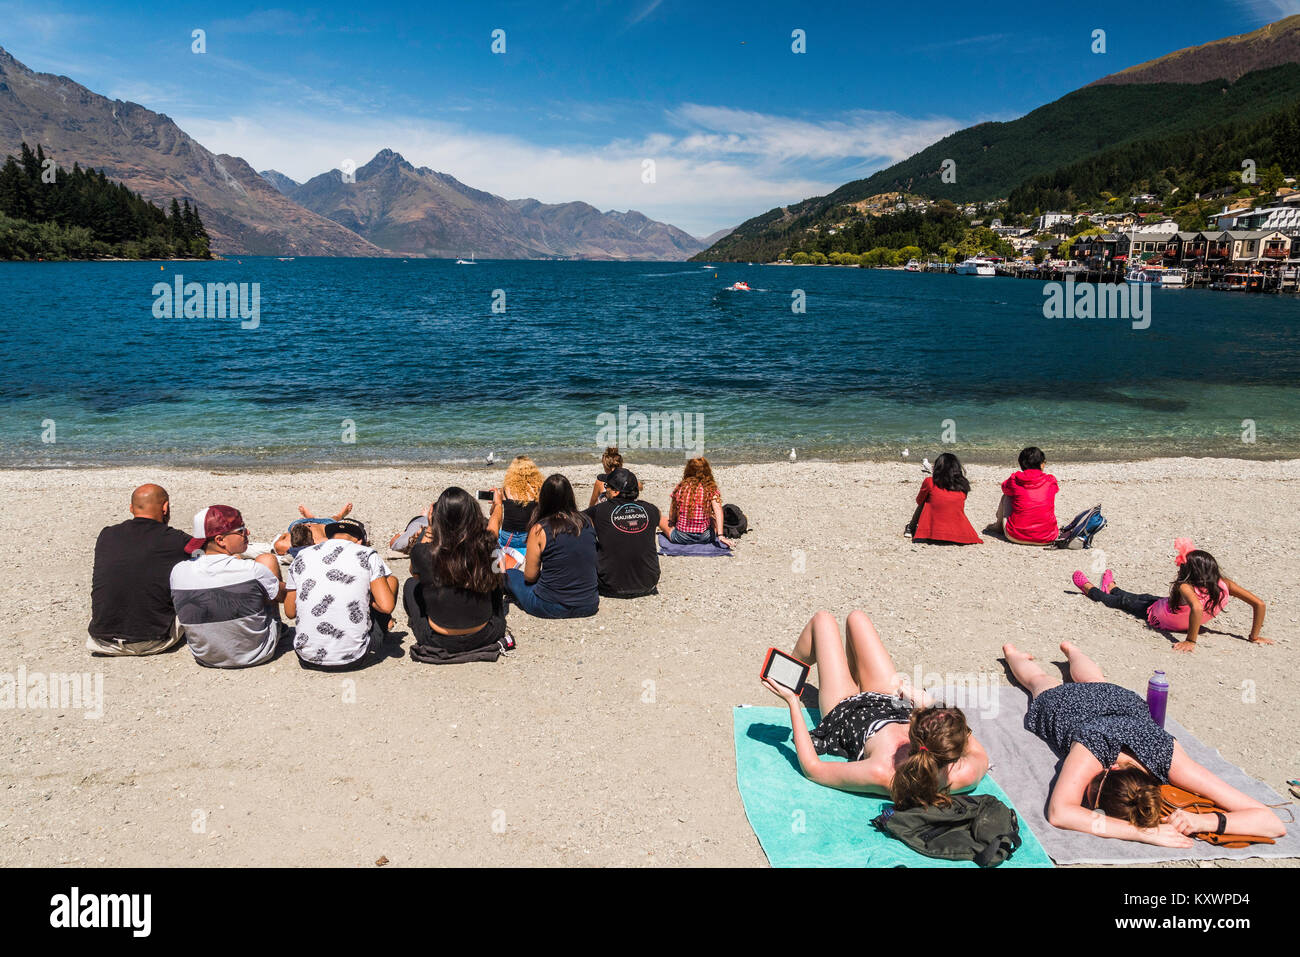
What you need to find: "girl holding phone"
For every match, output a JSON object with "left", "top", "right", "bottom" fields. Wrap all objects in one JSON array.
[{"left": 762, "top": 610, "right": 988, "bottom": 808}]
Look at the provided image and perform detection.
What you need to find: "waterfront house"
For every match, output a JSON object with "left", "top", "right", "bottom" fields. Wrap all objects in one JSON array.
[
  {"left": 1227, "top": 230, "right": 1291, "bottom": 267},
  {"left": 1074, "top": 232, "right": 1126, "bottom": 267},
  {"left": 1127, "top": 231, "right": 1178, "bottom": 265}
]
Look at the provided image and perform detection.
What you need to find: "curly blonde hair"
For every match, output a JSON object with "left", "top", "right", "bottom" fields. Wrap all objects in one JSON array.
[{"left": 502, "top": 455, "right": 544, "bottom": 502}]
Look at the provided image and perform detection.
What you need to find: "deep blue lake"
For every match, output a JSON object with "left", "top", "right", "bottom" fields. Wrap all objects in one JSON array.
[{"left": 1, "top": 257, "right": 1298, "bottom": 465}]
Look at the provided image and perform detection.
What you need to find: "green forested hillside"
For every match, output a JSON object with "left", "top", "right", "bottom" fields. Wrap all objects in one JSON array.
[
  {"left": 1007, "top": 97, "right": 1300, "bottom": 216},
  {"left": 697, "top": 64, "right": 1300, "bottom": 262},
  {"left": 0, "top": 143, "right": 211, "bottom": 260}
]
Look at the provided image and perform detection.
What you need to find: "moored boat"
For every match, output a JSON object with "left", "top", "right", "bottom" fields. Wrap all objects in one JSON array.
[{"left": 955, "top": 257, "right": 996, "bottom": 276}]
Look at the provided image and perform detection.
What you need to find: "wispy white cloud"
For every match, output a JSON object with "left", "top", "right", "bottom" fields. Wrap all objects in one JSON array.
[
  {"left": 208, "top": 8, "right": 316, "bottom": 35},
  {"left": 914, "top": 33, "right": 1010, "bottom": 52},
  {"left": 1232, "top": 0, "right": 1300, "bottom": 21},
  {"left": 176, "top": 103, "right": 972, "bottom": 236},
  {"left": 627, "top": 0, "right": 664, "bottom": 26}
]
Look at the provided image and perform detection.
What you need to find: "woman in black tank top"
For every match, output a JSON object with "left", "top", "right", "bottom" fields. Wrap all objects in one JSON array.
[
  {"left": 504, "top": 474, "right": 599, "bottom": 618},
  {"left": 405, "top": 487, "right": 510, "bottom": 661}
]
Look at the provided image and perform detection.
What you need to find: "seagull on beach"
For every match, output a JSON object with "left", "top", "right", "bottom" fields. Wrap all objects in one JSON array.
[
  {"left": 922, "top": 457, "right": 932, "bottom": 473},
  {"left": 902, "top": 448, "right": 910, "bottom": 458},
  {"left": 486, "top": 451, "right": 495, "bottom": 465},
  {"left": 789, "top": 448, "right": 797, "bottom": 463}
]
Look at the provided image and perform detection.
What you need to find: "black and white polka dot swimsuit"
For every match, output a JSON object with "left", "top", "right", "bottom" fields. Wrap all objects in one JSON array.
[
  {"left": 809, "top": 691, "right": 913, "bottom": 761},
  {"left": 1027, "top": 682, "right": 1175, "bottom": 780}
]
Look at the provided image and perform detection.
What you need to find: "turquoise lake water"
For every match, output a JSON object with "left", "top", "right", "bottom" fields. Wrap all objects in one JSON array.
[{"left": 1, "top": 258, "right": 1298, "bottom": 466}]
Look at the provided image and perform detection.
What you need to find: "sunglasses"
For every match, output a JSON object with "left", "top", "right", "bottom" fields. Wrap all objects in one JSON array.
[{"left": 218, "top": 526, "right": 249, "bottom": 538}]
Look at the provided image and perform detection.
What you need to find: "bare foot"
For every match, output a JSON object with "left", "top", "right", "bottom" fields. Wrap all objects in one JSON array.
[
  {"left": 1002, "top": 642, "right": 1032, "bottom": 661},
  {"left": 1060, "top": 640, "right": 1079, "bottom": 657},
  {"left": 334, "top": 502, "right": 354, "bottom": 520},
  {"left": 297, "top": 504, "right": 314, "bottom": 519},
  {"left": 1249, "top": 636, "right": 1274, "bottom": 645}
]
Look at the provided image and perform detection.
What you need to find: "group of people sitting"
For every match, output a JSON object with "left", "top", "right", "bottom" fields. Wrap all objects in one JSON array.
[
  {"left": 905, "top": 445, "right": 1060, "bottom": 546},
  {"left": 87, "top": 452, "right": 735, "bottom": 670},
  {"left": 905, "top": 444, "right": 1270, "bottom": 656},
  {"left": 762, "top": 610, "right": 1286, "bottom": 848}
]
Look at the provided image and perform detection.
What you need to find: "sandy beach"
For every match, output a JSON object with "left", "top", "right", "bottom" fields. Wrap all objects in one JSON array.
[{"left": 2, "top": 458, "right": 1296, "bottom": 867}]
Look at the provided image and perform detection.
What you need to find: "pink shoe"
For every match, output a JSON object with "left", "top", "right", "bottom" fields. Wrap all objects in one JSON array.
[
  {"left": 1072, "top": 571, "right": 1092, "bottom": 594},
  {"left": 1101, "top": 569, "right": 1114, "bottom": 593}
]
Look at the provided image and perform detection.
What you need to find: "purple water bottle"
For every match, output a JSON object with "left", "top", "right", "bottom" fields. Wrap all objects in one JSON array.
[{"left": 1146, "top": 670, "right": 1169, "bottom": 728}]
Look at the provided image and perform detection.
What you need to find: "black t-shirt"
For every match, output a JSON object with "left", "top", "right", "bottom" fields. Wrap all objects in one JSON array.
[
  {"left": 583, "top": 498, "right": 661, "bottom": 598},
  {"left": 501, "top": 498, "right": 536, "bottom": 534},
  {"left": 410, "top": 540, "right": 503, "bottom": 629},
  {"left": 89, "top": 517, "right": 192, "bottom": 642}
]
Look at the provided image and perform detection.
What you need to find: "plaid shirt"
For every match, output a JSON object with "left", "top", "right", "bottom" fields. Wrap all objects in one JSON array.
[{"left": 672, "top": 484, "right": 717, "bottom": 534}]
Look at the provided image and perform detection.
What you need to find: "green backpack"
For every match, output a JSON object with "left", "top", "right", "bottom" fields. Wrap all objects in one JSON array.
[{"left": 872, "top": 794, "right": 1023, "bottom": 867}]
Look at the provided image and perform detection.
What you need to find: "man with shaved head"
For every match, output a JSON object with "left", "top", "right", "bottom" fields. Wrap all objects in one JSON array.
[{"left": 88, "top": 483, "right": 192, "bottom": 655}]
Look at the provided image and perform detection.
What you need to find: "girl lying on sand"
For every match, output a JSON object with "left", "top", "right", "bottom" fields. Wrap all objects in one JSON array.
[
  {"left": 1072, "top": 540, "right": 1269, "bottom": 653},
  {"left": 762, "top": 610, "right": 988, "bottom": 808},
  {"left": 1003, "top": 640, "right": 1285, "bottom": 847}
]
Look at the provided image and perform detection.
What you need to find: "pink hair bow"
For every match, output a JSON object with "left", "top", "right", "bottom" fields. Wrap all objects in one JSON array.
[{"left": 1173, "top": 538, "right": 1195, "bottom": 565}]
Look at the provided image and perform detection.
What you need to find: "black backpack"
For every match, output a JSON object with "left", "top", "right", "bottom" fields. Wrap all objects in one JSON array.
[{"left": 722, "top": 503, "right": 748, "bottom": 538}]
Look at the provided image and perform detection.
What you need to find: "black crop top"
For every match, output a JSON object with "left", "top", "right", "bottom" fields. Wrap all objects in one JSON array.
[
  {"left": 410, "top": 542, "right": 503, "bottom": 629},
  {"left": 502, "top": 498, "right": 536, "bottom": 534}
]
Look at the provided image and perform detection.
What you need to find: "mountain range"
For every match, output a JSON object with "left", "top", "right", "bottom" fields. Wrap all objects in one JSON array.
[
  {"left": 0, "top": 46, "right": 707, "bottom": 259},
  {"left": 0, "top": 48, "right": 381, "bottom": 257},
  {"left": 696, "top": 16, "right": 1300, "bottom": 261},
  {"left": 261, "top": 150, "right": 706, "bottom": 260}
]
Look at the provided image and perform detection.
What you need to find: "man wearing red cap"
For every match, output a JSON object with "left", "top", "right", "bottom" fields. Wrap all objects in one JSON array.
[{"left": 169, "top": 505, "right": 287, "bottom": 668}]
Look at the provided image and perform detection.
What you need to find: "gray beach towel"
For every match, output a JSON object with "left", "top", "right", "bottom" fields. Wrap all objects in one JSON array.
[
  {"left": 656, "top": 533, "right": 733, "bottom": 557},
  {"left": 965, "top": 684, "right": 1300, "bottom": 864}
]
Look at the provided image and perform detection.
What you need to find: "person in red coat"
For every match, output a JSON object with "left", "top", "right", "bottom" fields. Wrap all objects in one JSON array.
[{"left": 906, "top": 453, "right": 983, "bottom": 545}]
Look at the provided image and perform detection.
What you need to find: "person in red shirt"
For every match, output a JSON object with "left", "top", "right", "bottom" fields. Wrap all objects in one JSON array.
[
  {"left": 906, "top": 453, "right": 982, "bottom": 545},
  {"left": 992, "top": 447, "right": 1059, "bottom": 545}
]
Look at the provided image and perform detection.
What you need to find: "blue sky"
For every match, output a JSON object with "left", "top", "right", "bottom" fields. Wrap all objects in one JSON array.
[{"left": 2, "top": 0, "right": 1294, "bottom": 235}]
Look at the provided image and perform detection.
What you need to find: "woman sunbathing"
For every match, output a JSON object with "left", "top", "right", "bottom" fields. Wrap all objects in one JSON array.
[
  {"left": 762, "top": 610, "right": 988, "bottom": 808},
  {"left": 1003, "top": 640, "right": 1285, "bottom": 847},
  {"left": 272, "top": 502, "right": 353, "bottom": 557}
]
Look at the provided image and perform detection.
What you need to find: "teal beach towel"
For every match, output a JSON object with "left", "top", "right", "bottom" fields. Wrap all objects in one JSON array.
[{"left": 734, "top": 706, "right": 1054, "bottom": 868}]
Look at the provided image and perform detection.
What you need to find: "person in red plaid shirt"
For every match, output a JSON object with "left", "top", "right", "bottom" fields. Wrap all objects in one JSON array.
[{"left": 658, "top": 457, "right": 733, "bottom": 548}]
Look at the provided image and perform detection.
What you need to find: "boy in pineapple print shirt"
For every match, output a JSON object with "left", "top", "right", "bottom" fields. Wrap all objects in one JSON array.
[{"left": 283, "top": 518, "right": 398, "bottom": 669}]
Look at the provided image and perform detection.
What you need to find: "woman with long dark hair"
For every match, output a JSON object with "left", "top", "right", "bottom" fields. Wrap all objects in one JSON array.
[
  {"left": 906, "top": 452, "right": 982, "bottom": 545},
  {"left": 405, "top": 487, "right": 510, "bottom": 662},
  {"left": 1003, "top": 639, "right": 1284, "bottom": 846},
  {"left": 504, "top": 474, "right": 599, "bottom": 618},
  {"left": 761, "top": 610, "right": 988, "bottom": 807},
  {"left": 1071, "top": 540, "right": 1269, "bottom": 653}
]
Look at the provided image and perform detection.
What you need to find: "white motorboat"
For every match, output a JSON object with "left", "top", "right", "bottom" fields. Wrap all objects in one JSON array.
[
  {"left": 1126, "top": 265, "right": 1185, "bottom": 286},
  {"left": 955, "top": 257, "right": 996, "bottom": 276}
]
